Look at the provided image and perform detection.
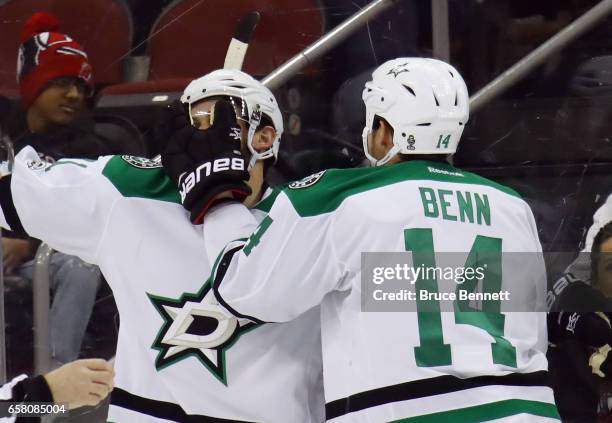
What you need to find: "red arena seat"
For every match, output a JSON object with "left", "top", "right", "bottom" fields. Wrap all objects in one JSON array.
[
  {"left": 96, "top": 0, "right": 323, "bottom": 116},
  {"left": 147, "top": 0, "right": 324, "bottom": 80}
]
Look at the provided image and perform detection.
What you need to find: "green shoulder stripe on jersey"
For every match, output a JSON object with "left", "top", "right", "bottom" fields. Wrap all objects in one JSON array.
[
  {"left": 391, "top": 399, "right": 560, "bottom": 423},
  {"left": 282, "top": 161, "right": 521, "bottom": 217},
  {"left": 253, "top": 187, "right": 282, "bottom": 213},
  {"left": 102, "top": 156, "right": 180, "bottom": 204}
]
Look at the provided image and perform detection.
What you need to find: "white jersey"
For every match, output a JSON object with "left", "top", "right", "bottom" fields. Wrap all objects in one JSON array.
[
  {"left": 2, "top": 146, "right": 323, "bottom": 422},
  {"left": 0, "top": 375, "right": 28, "bottom": 423},
  {"left": 207, "top": 160, "right": 559, "bottom": 422}
]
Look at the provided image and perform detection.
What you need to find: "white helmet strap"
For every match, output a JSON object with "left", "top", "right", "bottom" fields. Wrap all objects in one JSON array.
[
  {"left": 362, "top": 121, "right": 401, "bottom": 167},
  {"left": 376, "top": 145, "right": 401, "bottom": 167},
  {"left": 246, "top": 103, "right": 263, "bottom": 170}
]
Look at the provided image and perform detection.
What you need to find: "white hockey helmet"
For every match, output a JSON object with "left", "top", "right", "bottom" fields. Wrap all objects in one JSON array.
[
  {"left": 181, "top": 69, "right": 284, "bottom": 169},
  {"left": 362, "top": 58, "right": 469, "bottom": 166}
]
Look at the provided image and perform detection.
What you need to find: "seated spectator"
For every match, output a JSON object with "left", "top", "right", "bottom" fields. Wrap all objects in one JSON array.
[
  {"left": 0, "top": 12, "right": 111, "bottom": 368},
  {"left": 549, "top": 221, "right": 612, "bottom": 421}
]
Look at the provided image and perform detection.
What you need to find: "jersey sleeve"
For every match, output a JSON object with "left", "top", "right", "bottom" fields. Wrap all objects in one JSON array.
[
  {"left": 207, "top": 192, "right": 347, "bottom": 323},
  {"left": 9, "top": 146, "right": 118, "bottom": 263},
  {"left": 201, "top": 202, "right": 260, "bottom": 266}
]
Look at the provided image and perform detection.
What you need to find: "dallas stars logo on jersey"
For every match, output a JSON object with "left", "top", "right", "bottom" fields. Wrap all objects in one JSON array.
[
  {"left": 121, "top": 155, "right": 162, "bottom": 169},
  {"left": 148, "top": 280, "right": 258, "bottom": 385},
  {"left": 288, "top": 170, "right": 326, "bottom": 190}
]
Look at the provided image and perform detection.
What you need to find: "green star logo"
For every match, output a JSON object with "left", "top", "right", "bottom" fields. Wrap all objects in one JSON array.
[{"left": 148, "top": 280, "right": 259, "bottom": 386}]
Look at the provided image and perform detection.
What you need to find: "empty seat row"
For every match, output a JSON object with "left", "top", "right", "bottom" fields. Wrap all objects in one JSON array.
[{"left": 0, "top": 0, "right": 324, "bottom": 98}]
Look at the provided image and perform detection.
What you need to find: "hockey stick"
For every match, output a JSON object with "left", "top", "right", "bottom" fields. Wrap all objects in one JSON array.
[
  {"left": 150, "top": 13, "right": 261, "bottom": 163},
  {"left": 224, "top": 11, "right": 261, "bottom": 70}
]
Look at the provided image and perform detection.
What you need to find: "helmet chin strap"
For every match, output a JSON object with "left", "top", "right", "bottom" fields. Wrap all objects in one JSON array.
[
  {"left": 246, "top": 104, "right": 262, "bottom": 170},
  {"left": 362, "top": 126, "right": 401, "bottom": 167},
  {"left": 187, "top": 104, "right": 195, "bottom": 126},
  {"left": 375, "top": 145, "right": 400, "bottom": 167},
  {"left": 362, "top": 127, "right": 376, "bottom": 166}
]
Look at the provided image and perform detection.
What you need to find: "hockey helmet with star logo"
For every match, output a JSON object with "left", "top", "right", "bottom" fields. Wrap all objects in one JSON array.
[{"left": 362, "top": 58, "right": 469, "bottom": 166}]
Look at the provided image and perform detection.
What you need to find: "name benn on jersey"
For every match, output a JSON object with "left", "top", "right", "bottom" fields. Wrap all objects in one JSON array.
[
  {"left": 179, "top": 158, "right": 245, "bottom": 201},
  {"left": 419, "top": 187, "right": 491, "bottom": 226}
]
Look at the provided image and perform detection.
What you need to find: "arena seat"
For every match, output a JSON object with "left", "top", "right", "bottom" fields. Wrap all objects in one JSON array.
[
  {"left": 96, "top": 0, "right": 323, "bottom": 100},
  {"left": 146, "top": 0, "right": 323, "bottom": 80},
  {"left": 0, "top": 0, "right": 132, "bottom": 97},
  {"left": 95, "top": 0, "right": 324, "bottom": 156}
]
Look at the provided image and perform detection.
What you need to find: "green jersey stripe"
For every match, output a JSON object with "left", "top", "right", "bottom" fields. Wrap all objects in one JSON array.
[
  {"left": 253, "top": 187, "right": 282, "bottom": 213},
  {"left": 282, "top": 160, "right": 522, "bottom": 217},
  {"left": 102, "top": 156, "right": 180, "bottom": 204},
  {"left": 391, "top": 399, "right": 560, "bottom": 423}
]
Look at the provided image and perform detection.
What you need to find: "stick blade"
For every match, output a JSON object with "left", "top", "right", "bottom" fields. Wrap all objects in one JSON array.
[
  {"left": 224, "top": 11, "right": 261, "bottom": 70},
  {"left": 234, "top": 11, "right": 261, "bottom": 44}
]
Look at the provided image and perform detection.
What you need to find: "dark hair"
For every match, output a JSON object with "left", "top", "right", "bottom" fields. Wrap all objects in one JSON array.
[
  {"left": 372, "top": 115, "right": 447, "bottom": 163},
  {"left": 257, "top": 114, "right": 274, "bottom": 131},
  {"left": 591, "top": 221, "right": 612, "bottom": 283},
  {"left": 372, "top": 115, "right": 385, "bottom": 131}
]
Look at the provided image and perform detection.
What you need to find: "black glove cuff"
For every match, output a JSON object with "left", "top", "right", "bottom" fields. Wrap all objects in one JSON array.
[
  {"left": 190, "top": 182, "right": 252, "bottom": 224},
  {"left": 12, "top": 375, "right": 54, "bottom": 403}
]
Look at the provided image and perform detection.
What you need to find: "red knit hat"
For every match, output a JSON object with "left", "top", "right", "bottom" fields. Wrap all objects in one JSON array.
[{"left": 17, "top": 12, "right": 93, "bottom": 108}]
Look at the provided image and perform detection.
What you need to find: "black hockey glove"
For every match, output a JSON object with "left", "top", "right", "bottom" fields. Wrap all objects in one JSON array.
[
  {"left": 162, "top": 99, "right": 251, "bottom": 224},
  {"left": 554, "top": 311, "right": 612, "bottom": 348}
]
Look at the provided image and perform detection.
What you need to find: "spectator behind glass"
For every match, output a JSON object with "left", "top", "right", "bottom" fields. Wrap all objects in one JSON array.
[
  {"left": 548, "top": 221, "right": 612, "bottom": 422},
  {"left": 0, "top": 12, "right": 110, "bottom": 369}
]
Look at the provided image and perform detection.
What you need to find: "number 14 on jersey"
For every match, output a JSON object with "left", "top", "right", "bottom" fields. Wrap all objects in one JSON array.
[{"left": 404, "top": 228, "right": 517, "bottom": 368}]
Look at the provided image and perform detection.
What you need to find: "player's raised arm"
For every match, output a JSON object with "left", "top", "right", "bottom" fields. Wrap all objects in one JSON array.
[
  {"left": 161, "top": 90, "right": 346, "bottom": 322},
  {"left": 205, "top": 189, "right": 346, "bottom": 323},
  {"left": 3, "top": 146, "right": 118, "bottom": 263}
]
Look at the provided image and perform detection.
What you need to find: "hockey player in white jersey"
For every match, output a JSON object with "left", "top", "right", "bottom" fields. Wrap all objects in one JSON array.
[
  {"left": 163, "top": 58, "right": 560, "bottom": 422},
  {"left": 0, "top": 70, "right": 323, "bottom": 422}
]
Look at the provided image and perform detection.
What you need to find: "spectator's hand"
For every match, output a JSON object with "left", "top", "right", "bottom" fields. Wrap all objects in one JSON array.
[
  {"left": 44, "top": 359, "right": 114, "bottom": 409},
  {"left": 590, "top": 344, "right": 612, "bottom": 378},
  {"left": 2, "top": 238, "right": 36, "bottom": 274},
  {"left": 162, "top": 99, "right": 251, "bottom": 224}
]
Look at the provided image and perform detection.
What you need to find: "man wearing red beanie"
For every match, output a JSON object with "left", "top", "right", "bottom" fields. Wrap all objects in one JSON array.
[
  {"left": 0, "top": 12, "right": 111, "bottom": 373},
  {"left": 16, "top": 11, "right": 94, "bottom": 128}
]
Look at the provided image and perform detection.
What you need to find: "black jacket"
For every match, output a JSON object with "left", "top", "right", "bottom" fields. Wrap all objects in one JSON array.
[
  {"left": 0, "top": 98, "right": 112, "bottom": 239},
  {"left": 549, "top": 279, "right": 612, "bottom": 422},
  {"left": 0, "top": 99, "right": 111, "bottom": 161}
]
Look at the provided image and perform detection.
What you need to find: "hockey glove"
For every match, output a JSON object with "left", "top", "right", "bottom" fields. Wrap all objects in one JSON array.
[
  {"left": 151, "top": 100, "right": 190, "bottom": 154},
  {"left": 162, "top": 99, "right": 251, "bottom": 224},
  {"left": 555, "top": 311, "right": 612, "bottom": 348}
]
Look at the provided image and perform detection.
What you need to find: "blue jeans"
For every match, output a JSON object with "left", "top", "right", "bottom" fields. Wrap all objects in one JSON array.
[{"left": 17, "top": 251, "right": 101, "bottom": 367}]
